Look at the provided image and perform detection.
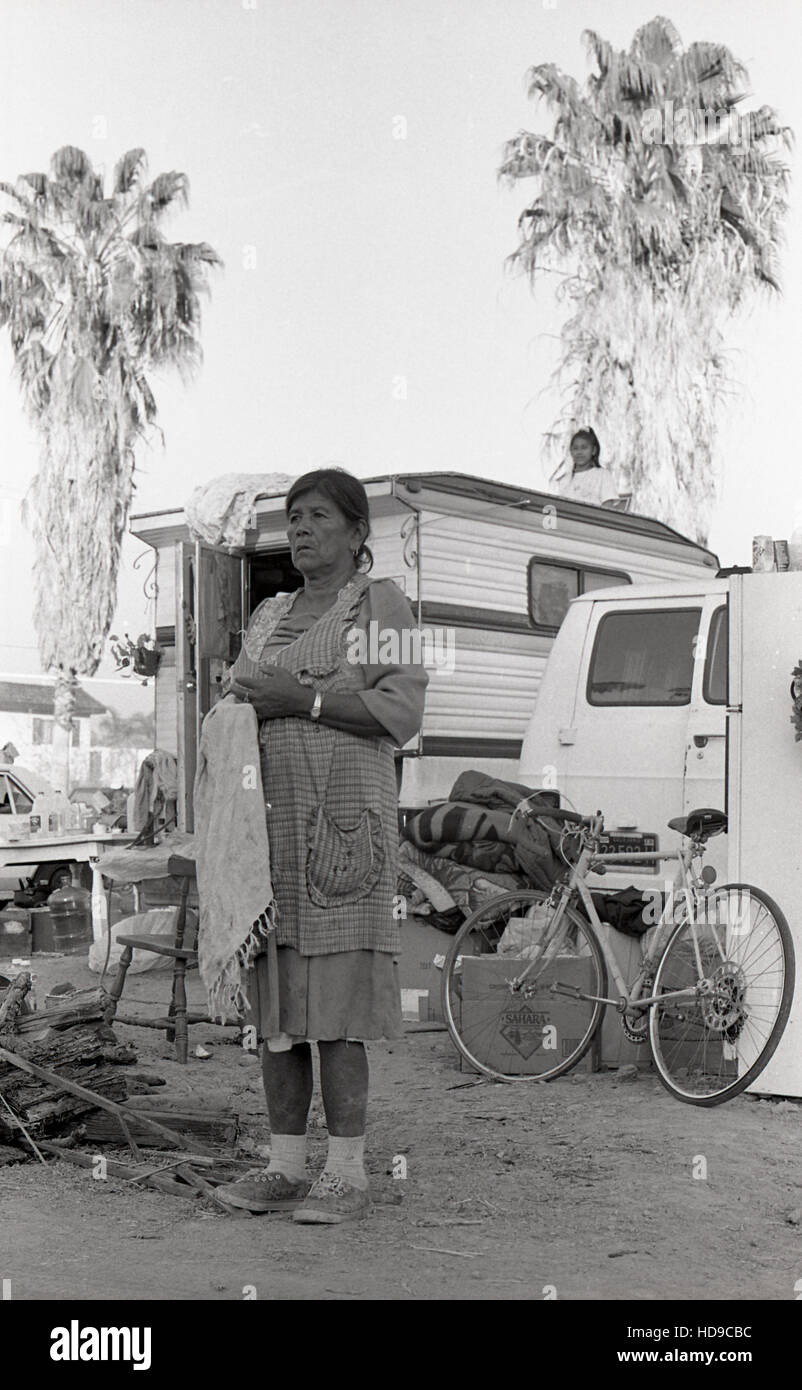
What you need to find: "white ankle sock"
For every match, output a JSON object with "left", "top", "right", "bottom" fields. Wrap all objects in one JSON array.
[
  {"left": 267, "top": 1133, "right": 307, "bottom": 1180},
  {"left": 325, "top": 1134, "right": 368, "bottom": 1190}
]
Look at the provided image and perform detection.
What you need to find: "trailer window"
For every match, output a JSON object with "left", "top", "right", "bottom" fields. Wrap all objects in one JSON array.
[
  {"left": 703, "top": 605, "right": 728, "bottom": 705},
  {"left": 528, "top": 559, "right": 630, "bottom": 633},
  {"left": 587, "top": 608, "right": 701, "bottom": 706}
]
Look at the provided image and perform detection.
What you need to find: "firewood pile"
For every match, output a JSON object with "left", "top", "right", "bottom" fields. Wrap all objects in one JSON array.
[
  {"left": 0, "top": 973, "right": 135, "bottom": 1145},
  {"left": 0, "top": 971, "right": 252, "bottom": 1214}
]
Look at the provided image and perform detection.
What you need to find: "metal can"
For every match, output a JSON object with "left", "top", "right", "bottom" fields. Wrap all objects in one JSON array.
[
  {"left": 29, "top": 814, "right": 41, "bottom": 833},
  {"left": 752, "top": 535, "right": 775, "bottom": 572},
  {"left": 774, "top": 539, "right": 790, "bottom": 571}
]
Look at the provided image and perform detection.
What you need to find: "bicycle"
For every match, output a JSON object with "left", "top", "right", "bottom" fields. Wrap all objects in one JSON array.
[{"left": 441, "top": 806, "right": 795, "bottom": 1106}]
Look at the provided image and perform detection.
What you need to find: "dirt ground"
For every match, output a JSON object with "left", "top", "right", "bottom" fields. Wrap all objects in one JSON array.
[{"left": 2, "top": 947, "right": 802, "bottom": 1302}]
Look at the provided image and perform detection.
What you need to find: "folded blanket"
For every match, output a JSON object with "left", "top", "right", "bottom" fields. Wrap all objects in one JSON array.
[
  {"left": 193, "top": 697, "right": 276, "bottom": 1020},
  {"left": 398, "top": 841, "right": 523, "bottom": 922},
  {"left": 448, "top": 770, "right": 556, "bottom": 814},
  {"left": 403, "top": 773, "right": 568, "bottom": 891}
]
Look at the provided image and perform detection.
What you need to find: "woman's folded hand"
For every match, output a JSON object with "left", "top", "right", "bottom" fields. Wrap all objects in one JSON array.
[{"left": 229, "top": 671, "right": 315, "bottom": 720}]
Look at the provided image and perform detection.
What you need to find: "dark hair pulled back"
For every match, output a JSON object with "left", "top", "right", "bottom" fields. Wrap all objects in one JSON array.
[
  {"left": 285, "top": 467, "right": 374, "bottom": 571},
  {"left": 569, "top": 428, "right": 601, "bottom": 467}
]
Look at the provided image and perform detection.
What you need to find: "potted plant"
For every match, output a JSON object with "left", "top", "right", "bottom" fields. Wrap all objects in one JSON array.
[{"left": 109, "top": 631, "right": 163, "bottom": 681}]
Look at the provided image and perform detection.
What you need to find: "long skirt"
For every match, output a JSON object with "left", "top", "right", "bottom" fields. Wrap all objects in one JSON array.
[{"left": 244, "top": 940, "right": 403, "bottom": 1045}]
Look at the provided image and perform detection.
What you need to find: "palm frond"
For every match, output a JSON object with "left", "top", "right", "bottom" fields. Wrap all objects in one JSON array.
[
  {"left": 145, "top": 171, "right": 190, "bottom": 214},
  {"left": 113, "top": 148, "right": 147, "bottom": 195},
  {"left": 49, "top": 145, "right": 94, "bottom": 187}
]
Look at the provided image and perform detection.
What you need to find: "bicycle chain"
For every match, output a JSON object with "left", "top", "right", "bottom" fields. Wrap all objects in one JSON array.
[
  {"left": 621, "top": 1012, "right": 650, "bottom": 1044},
  {"left": 620, "top": 975, "right": 654, "bottom": 1044}
]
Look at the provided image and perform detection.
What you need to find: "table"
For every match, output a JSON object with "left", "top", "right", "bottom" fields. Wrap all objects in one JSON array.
[{"left": 0, "top": 833, "right": 137, "bottom": 941}]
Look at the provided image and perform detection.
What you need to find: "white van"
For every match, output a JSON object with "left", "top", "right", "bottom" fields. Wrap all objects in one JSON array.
[{"left": 519, "top": 577, "right": 730, "bottom": 889}]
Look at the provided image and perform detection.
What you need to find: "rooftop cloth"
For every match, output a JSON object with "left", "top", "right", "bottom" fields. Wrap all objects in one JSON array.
[
  {"left": 184, "top": 472, "right": 296, "bottom": 550},
  {"left": 193, "top": 697, "right": 276, "bottom": 1019}
]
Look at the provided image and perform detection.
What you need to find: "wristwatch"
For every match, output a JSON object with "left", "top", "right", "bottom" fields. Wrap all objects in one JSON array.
[{"left": 309, "top": 691, "right": 323, "bottom": 721}]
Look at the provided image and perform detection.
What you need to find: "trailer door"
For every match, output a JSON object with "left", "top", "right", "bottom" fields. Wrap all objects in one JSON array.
[{"left": 176, "top": 542, "right": 245, "bottom": 830}]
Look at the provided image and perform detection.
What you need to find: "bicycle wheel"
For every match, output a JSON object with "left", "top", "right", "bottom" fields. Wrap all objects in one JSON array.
[
  {"left": 441, "top": 889, "right": 607, "bottom": 1083},
  {"left": 649, "top": 883, "right": 795, "bottom": 1106}
]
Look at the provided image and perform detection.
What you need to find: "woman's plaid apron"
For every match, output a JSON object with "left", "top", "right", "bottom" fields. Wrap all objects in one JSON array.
[{"left": 228, "top": 574, "right": 401, "bottom": 955}]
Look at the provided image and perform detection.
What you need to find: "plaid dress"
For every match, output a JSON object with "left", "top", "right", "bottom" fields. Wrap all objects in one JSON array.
[{"left": 227, "top": 573, "right": 427, "bottom": 1042}]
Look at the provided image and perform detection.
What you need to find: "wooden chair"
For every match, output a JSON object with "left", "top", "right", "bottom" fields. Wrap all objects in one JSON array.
[{"left": 104, "top": 854, "right": 202, "bottom": 1064}]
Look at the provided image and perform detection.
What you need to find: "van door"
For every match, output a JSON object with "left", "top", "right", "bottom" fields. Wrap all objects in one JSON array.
[
  {"left": 683, "top": 599, "right": 727, "bottom": 811},
  {"left": 559, "top": 597, "right": 704, "bottom": 887},
  {"left": 682, "top": 597, "right": 728, "bottom": 876}
]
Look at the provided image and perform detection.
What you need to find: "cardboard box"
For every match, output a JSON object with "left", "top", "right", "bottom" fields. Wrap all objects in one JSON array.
[
  {"left": 599, "top": 926, "right": 651, "bottom": 1068},
  {"left": 398, "top": 916, "right": 456, "bottom": 1022},
  {"left": 597, "top": 926, "right": 732, "bottom": 1075},
  {"left": 458, "top": 954, "right": 600, "bottom": 1075},
  {"left": 0, "top": 908, "right": 32, "bottom": 953}
]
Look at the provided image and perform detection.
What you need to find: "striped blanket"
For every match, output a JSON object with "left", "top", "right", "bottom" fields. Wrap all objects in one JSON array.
[{"left": 403, "top": 775, "right": 567, "bottom": 892}]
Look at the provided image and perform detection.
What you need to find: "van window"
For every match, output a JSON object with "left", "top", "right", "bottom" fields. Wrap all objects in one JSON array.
[
  {"left": 528, "top": 559, "right": 631, "bottom": 633},
  {"left": 703, "top": 605, "right": 728, "bottom": 705},
  {"left": 588, "top": 608, "right": 702, "bottom": 706}
]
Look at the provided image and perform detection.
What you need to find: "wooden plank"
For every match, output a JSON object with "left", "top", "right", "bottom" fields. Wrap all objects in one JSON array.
[{"left": 82, "top": 1111, "right": 237, "bottom": 1149}]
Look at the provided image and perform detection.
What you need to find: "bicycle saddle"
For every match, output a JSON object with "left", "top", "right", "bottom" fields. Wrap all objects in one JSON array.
[{"left": 667, "top": 808, "right": 728, "bottom": 841}]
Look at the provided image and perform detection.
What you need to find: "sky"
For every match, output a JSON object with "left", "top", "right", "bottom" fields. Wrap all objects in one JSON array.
[{"left": 0, "top": 0, "right": 800, "bottom": 710}]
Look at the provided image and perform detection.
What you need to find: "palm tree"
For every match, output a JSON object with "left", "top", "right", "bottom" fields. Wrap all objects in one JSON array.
[
  {"left": 500, "top": 16, "right": 790, "bottom": 542},
  {"left": 0, "top": 146, "right": 221, "bottom": 789}
]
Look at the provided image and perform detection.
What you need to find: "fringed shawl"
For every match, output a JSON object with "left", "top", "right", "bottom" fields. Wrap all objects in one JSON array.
[{"left": 193, "top": 697, "right": 276, "bottom": 1019}]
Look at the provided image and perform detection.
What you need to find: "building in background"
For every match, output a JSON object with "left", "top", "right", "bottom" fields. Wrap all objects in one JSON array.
[{"left": 0, "top": 679, "right": 153, "bottom": 788}]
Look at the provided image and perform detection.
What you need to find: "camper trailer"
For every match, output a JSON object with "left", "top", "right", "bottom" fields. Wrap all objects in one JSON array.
[{"left": 129, "top": 472, "right": 719, "bottom": 828}]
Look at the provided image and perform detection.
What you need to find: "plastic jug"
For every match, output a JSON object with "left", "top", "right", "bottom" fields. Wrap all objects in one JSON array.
[{"left": 46, "top": 886, "right": 93, "bottom": 954}]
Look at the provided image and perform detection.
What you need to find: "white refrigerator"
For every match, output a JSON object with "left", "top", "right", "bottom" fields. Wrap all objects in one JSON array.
[{"left": 727, "top": 571, "right": 802, "bottom": 1096}]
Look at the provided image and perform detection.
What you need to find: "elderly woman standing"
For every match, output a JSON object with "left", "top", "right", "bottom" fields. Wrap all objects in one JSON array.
[{"left": 216, "top": 468, "right": 427, "bottom": 1223}]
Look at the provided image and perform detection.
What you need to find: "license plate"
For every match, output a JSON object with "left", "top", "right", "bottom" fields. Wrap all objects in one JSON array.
[{"left": 597, "top": 832, "right": 659, "bottom": 870}]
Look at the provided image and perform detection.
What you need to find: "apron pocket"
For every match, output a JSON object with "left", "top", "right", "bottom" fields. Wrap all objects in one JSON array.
[{"left": 306, "top": 806, "right": 385, "bottom": 906}]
